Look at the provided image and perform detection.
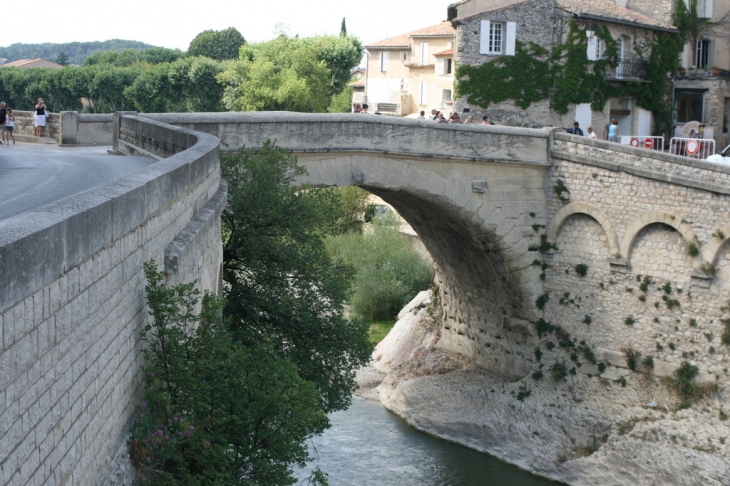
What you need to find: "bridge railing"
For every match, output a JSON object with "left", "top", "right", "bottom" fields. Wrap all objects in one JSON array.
[
  {"left": 668, "top": 137, "right": 715, "bottom": 159},
  {"left": 619, "top": 135, "right": 665, "bottom": 151}
]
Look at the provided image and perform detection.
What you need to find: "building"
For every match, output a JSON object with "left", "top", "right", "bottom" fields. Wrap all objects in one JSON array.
[
  {"left": 448, "top": 0, "right": 679, "bottom": 138},
  {"left": 363, "top": 22, "right": 456, "bottom": 116},
  {"left": 0, "top": 58, "right": 64, "bottom": 69}
]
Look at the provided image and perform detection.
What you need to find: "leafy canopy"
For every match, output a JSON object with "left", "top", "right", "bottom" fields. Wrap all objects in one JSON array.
[
  {"left": 218, "top": 34, "right": 362, "bottom": 112},
  {"left": 221, "top": 142, "right": 372, "bottom": 413},
  {"left": 131, "top": 262, "right": 328, "bottom": 485},
  {"left": 187, "top": 27, "right": 246, "bottom": 61}
]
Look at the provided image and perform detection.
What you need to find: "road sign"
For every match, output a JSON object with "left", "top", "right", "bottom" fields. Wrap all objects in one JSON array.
[
  {"left": 630, "top": 137, "right": 639, "bottom": 147},
  {"left": 687, "top": 139, "right": 699, "bottom": 155},
  {"left": 644, "top": 138, "right": 653, "bottom": 149}
]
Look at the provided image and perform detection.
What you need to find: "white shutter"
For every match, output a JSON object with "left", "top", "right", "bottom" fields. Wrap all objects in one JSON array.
[
  {"left": 683, "top": 0, "right": 690, "bottom": 8},
  {"left": 681, "top": 43, "right": 690, "bottom": 68},
  {"left": 480, "top": 20, "right": 491, "bottom": 54},
  {"left": 380, "top": 52, "right": 388, "bottom": 72},
  {"left": 575, "top": 103, "right": 591, "bottom": 133},
  {"left": 421, "top": 43, "right": 430, "bottom": 65},
  {"left": 701, "top": 0, "right": 713, "bottom": 18},
  {"left": 505, "top": 22, "right": 516, "bottom": 56},
  {"left": 586, "top": 37, "right": 597, "bottom": 60},
  {"left": 437, "top": 58, "right": 445, "bottom": 75},
  {"left": 419, "top": 82, "right": 428, "bottom": 106}
]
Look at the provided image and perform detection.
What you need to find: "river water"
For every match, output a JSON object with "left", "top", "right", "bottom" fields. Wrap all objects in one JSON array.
[{"left": 296, "top": 398, "right": 562, "bottom": 486}]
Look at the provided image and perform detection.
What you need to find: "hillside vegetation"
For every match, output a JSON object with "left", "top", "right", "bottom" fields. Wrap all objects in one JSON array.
[{"left": 0, "top": 40, "right": 155, "bottom": 65}]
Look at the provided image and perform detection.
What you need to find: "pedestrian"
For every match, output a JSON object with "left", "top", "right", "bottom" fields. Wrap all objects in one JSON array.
[
  {"left": 0, "top": 102, "right": 6, "bottom": 144},
  {"left": 436, "top": 113, "right": 447, "bottom": 123},
  {"left": 565, "top": 121, "right": 584, "bottom": 136},
  {"left": 464, "top": 115, "right": 474, "bottom": 124},
  {"left": 361, "top": 103, "right": 369, "bottom": 114},
  {"left": 353, "top": 103, "right": 362, "bottom": 113},
  {"left": 481, "top": 115, "right": 490, "bottom": 125},
  {"left": 449, "top": 112, "right": 462, "bottom": 124},
  {"left": 418, "top": 110, "right": 425, "bottom": 119},
  {"left": 34, "top": 98, "right": 48, "bottom": 137},
  {"left": 430, "top": 109, "right": 438, "bottom": 120},
  {"left": 4, "top": 109, "right": 15, "bottom": 144},
  {"left": 606, "top": 118, "right": 619, "bottom": 142},
  {"left": 586, "top": 126, "right": 597, "bottom": 139}
]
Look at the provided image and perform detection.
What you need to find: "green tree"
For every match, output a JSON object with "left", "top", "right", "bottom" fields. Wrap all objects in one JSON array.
[
  {"left": 131, "top": 262, "right": 329, "bottom": 485},
  {"left": 187, "top": 27, "right": 245, "bottom": 60},
  {"left": 219, "top": 34, "right": 361, "bottom": 112},
  {"left": 220, "top": 142, "right": 372, "bottom": 413},
  {"left": 55, "top": 51, "right": 69, "bottom": 66},
  {"left": 326, "top": 214, "right": 434, "bottom": 320},
  {"left": 340, "top": 18, "right": 347, "bottom": 36}
]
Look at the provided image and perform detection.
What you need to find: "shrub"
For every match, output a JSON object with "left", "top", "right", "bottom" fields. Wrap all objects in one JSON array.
[
  {"left": 623, "top": 348, "right": 641, "bottom": 371},
  {"left": 642, "top": 355, "right": 654, "bottom": 370},
  {"left": 551, "top": 362, "right": 568, "bottom": 381},
  {"left": 534, "top": 348, "right": 543, "bottom": 362},
  {"left": 701, "top": 262, "right": 718, "bottom": 277},
  {"left": 326, "top": 214, "right": 433, "bottom": 320},
  {"left": 553, "top": 179, "right": 570, "bottom": 195},
  {"left": 575, "top": 264, "right": 588, "bottom": 277},
  {"left": 582, "top": 315, "right": 592, "bottom": 325},
  {"left": 579, "top": 343, "right": 596, "bottom": 364},
  {"left": 517, "top": 389, "right": 531, "bottom": 401},
  {"left": 536, "top": 293, "right": 549, "bottom": 310},
  {"left": 597, "top": 363, "right": 606, "bottom": 373},
  {"left": 532, "top": 370, "right": 544, "bottom": 381},
  {"left": 666, "top": 361, "right": 718, "bottom": 404},
  {"left": 687, "top": 241, "right": 700, "bottom": 257},
  {"left": 624, "top": 316, "right": 635, "bottom": 326},
  {"left": 722, "top": 319, "right": 730, "bottom": 345}
]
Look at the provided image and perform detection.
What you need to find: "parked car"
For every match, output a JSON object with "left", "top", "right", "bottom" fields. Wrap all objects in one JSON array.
[{"left": 706, "top": 144, "right": 730, "bottom": 165}]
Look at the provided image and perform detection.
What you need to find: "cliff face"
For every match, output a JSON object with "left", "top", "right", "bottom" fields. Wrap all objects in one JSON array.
[{"left": 372, "top": 291, "right": 730, "bottom": 486}]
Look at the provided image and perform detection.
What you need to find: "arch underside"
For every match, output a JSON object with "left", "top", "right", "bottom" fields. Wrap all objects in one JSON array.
[{"left": 298, "top": 153, "right": 548, "bottom": 378}]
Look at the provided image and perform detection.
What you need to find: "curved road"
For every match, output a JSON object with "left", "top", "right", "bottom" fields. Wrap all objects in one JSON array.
[{"left": 0, "top": 144, "right": 157, "bottom": 221}]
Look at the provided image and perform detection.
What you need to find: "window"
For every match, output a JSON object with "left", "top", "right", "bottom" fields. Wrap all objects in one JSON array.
[
  {"left": 419, "top": 82, "right": 428, "bottom": 106},
  {"left": 587, "top": 37, "right": 603, "bottom": 60},
  {"left": 420, "top": 43, "right": 430, "bottom": 65},
  {"left": 380, "top": 52, "right": 388, "bottom": 72},
  {"left": 696, "top": 39, "right": 712, "bottom": 68},
  {"left": 479, "top": 20, "right": 516, "bottom": 56},
  {"left": 402, "top": 53, "right": 407, "bottom": 62},
  {"left": 698, "top": 0, "right": 714, "bottom": 18},
  {"left": 437, "top": 58, "right": 453, "bottom": 75},
  {"left": 676, "top": 92, "right": 704, "bottom": 123},
  {"left": 440, "top": 89, "right": 452, "bottom": 108}
]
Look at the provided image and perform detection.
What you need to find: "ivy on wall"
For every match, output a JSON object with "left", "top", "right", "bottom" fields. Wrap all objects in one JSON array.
[{"left": 456, "top": 8, "right": 695, "bottom": 134}]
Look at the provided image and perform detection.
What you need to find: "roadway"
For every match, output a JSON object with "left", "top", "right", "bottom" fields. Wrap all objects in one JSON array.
[{"left": 0, "top": 144, "right": 157, "bottom": 221}]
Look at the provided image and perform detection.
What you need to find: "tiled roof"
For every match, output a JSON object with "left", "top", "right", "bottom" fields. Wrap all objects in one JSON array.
[
  {"left": 434, "top": 48, "right": 454, "bottom": 57},
  {"left": 556, "top": 0, "right": 675, "bottom": 31},
  {"left": 455, "top": 0, "right": 675, "bottom": 31},
  {"left": 365, "top": 22, "right": 455, "bottom": 49},
  {"left": 1, "top": 58, "right": 64, "bottom": 68}
]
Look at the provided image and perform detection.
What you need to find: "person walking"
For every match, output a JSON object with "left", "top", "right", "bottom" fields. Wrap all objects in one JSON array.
[
  {"left": 34, "top": 98, "right": 48, "bottom": 137},
  {"left": 586, "top": 126, "right": 597, "bottom": 139},
  {"left": 4, "top": 109, "right": 15, "bottom": 144}
]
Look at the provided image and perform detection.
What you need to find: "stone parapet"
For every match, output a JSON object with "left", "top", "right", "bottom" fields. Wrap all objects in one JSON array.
[{"left": 0, "top": 115, "right": 224, "bottom": 485}]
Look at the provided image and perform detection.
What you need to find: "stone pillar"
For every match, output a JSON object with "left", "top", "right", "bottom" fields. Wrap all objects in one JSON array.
[{"left": 60, "top": 111, "right": 79, "bottom": 145}]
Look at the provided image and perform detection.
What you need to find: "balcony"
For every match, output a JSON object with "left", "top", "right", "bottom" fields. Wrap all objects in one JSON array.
[{"left": 606, "top": 59, "right": 650, "bottom": 82}]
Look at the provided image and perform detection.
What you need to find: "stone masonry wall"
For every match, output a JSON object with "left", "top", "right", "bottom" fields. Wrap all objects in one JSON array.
[
  {"left": 541, "top": 132, "right": 730, "bottom": 385},
  {"left": 0, "top": 117, "right": 224, "bottom": 486}
]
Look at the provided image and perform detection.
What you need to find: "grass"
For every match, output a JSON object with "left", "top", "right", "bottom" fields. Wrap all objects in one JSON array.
[{"left": 367, "top": 320, "right": 396, "bottom": 345}]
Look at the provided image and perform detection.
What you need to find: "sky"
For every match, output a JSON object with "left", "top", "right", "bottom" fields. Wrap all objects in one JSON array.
[{"left": 6, "top": 0, "right": 453, "bottom": 52}]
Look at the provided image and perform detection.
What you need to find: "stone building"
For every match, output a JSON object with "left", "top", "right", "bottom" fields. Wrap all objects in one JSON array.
[
  {"left": 363, "top": 22, "right": 456, "bottom": 116},
  {"left": 448, "top": 0, "right": 676, "bottom": 137}
]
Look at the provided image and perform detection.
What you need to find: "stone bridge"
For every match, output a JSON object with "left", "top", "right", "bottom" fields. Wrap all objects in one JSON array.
[{"left": 3, "top": 111, "right": 730, "bottom": 485}]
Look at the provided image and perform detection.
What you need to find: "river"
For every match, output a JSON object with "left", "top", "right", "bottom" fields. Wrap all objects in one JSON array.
[{"left": 296, "top": 397, "right": 562, "bottom": 485}]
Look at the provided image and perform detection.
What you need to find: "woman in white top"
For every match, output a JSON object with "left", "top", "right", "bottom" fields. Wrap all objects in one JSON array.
[
  {"left": 4, "top": 108, "right": 15, "bottom": 144},
  {"left": 586, "top": 126, "right": 597, "bottom": 139}
]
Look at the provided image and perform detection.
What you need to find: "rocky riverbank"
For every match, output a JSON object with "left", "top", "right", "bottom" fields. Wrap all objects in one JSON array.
[{"left": 364, "top": 291, "right": 730, "bottom": 486}]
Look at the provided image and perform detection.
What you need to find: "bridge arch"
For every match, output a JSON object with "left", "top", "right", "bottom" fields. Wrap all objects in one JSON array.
[
  {"left": 620, "top": 211, "right": 697, "bottom": 261},
  {"left": 546, "top": 201, "right": 619, "bottom": 257},
  {"left": 295, "top": 151, "right": 548, "bottom": 378},
  {"left": 701, "top": 222, "right": 730, "bottom": 269}
]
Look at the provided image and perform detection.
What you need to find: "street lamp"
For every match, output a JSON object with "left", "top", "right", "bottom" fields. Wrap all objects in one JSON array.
[{"left": 585, "top": 23, "right": 596, "bottom": 39}]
